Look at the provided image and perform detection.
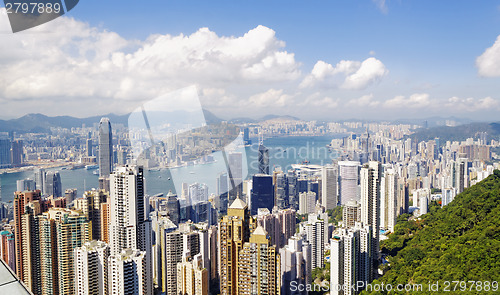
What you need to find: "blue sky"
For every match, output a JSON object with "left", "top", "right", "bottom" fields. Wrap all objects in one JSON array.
[{"left": 1, "top": 0, "right": 500, "bottom": 120}]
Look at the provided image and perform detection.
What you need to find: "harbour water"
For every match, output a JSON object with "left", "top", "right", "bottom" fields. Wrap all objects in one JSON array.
[{"left": 0, "top": 135, "right": 341, "bottom": 202}]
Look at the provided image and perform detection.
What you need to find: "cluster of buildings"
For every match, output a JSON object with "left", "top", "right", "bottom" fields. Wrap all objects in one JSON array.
[{"left": 0, "top": 116, "right": 499, "bottom": 295}]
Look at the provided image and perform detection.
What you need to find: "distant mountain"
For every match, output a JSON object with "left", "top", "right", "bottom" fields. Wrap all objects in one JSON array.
[
  {"left": 369, "top": 171, "right": 500, "bottom": 294},
  {"left": 0, "top": 109, "right": 223, "bottom": 133},
  {"left": 409, "top": 122, "right": 500, "bottom": 144},
  {"left": 260, "top": 114, "right": 301, "bottom": 121}
]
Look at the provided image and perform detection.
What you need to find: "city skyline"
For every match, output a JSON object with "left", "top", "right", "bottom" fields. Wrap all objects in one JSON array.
[{"left": 1, "top": 2, "right": 500, "bottom": 120}]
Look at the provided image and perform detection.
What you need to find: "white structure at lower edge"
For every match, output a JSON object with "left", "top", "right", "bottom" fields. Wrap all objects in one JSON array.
[
  {"left": 109, "top": 248, "right": 147, "bottom": 295},
  {"left": 74, "top": 240, "right": 110, "bottom": 295}
]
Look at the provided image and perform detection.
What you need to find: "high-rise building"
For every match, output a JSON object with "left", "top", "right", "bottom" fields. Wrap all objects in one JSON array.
[
  {"left": 10, "top": 139, "right": 23, "bottom": 167},
  {"left": 216, "top": 172, "right": 229, "bottom": 215},
  {"left": 109, "top": 165, "right": 152, "bottom": 295},
  {"left": 34, "top": 168, "right": 46, "bottom": 194},
  {"left": 108, "top": 248, "right": 148, "bottom": 295},
  {"left": 360, "top": 161, "right": 381, "bottom": 263},
  {"left": 219, "top": 197, "right": 254, "bottom": 295},
  {"left": 0, "top": 138, "right": 11, "bottom": 168},
  {"left": 74, "top": 189, "right": 109, "bottom": 241},
  {"left": 258, "top": 143, "right": 270, "bottom": 175},
  {"left": 20, "top": 201, "right": 44, "bottom": 294},
  {"left": 273, "top": 169, "right": 288, "bottom": 210},
  {"left": 303, "top": 214, "right": 327, "bottom": 270},
  {"left": 250, "top": 174, "right": 274, "bottom": 215},
  {"left": 74, "top": 240, "right": 109, "bottom": 295},
  {"left": 177, "top": 252, "right": 209, "bottom": 295},
  {"left": 343, "top": 200, "right": 361, "bottom": 228},
  {"left": 441, "top": 188, "right": 456, "bottom": 207},
  {"left": 287, "top": 170, "right": 298, "bottom": 210},
  {"left": 330, "top": 223, "right": 372, "bottom": 295},
  {"left": 322, "top": 165, "right": 338, "bottom": 210},
  {"left": 0, "top": 230, "right": 15, "bottom": 271},
  {"left": 280, "top": 235, "right": 310, "bottom": 294},
  {"left": 65, "top": 188, "right": 78, "bottom": 203},
  {"left": 16, "top": 179, "right": 35, "bottom": 192},
  {"left": 39, "top": 208, "right": 91, "bottom": 295},
  {"left": 298, "top": 191, "right": 316, "bottom": 215},
  {"left": 237, "top": 226, "right": 281, "bottom": 295},
  {"left": 339, "top": 161, "right": 359, "bottom": 205},
  {"left": 98, "top": 118, "right": 113, "bottom": 179},
  {"left": 227, "top": 152, "right": 243, "bottom": 204},
  {"left": 86, "top": 139, "right": 93, "bottom": 157},
  {"left": 45, "top": 171, "right": 62, "bottom": 197},
  {"left": 380, "top": 169, "right": 398, "bottom": 232},
  {"left": 13, "top": 190, "right": 41, "bottom": 279},
  {"left": 165, "top": 191, "right": 180, "bottom": 225}
]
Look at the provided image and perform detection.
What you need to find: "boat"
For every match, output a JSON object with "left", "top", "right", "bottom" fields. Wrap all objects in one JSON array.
[
  {"left": 93, "top": 169, "right": 99, "bottom": 175},
  {"left": 85, "top": 164, "right": 99, "bottom": 170}
]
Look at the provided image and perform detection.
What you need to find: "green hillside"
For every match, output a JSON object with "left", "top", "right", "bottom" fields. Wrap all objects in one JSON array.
[{"left": 365, "top": 170, "right": 500, "bottom": 294}]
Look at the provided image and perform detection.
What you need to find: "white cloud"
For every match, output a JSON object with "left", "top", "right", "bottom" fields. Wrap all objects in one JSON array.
[
  {"left": 348, "top": 94, "right": 380, "bottom": 107},
  {"left": 248, "top": 89, "right": 292, "bottom": 107},
  {"left": 384, "top": 93, "right": 430, "bottom": 108},
  {"left": 476, "top": 35, "right": 500, "bottom": 77},
  {"left": 0, "top": 12, "right": 302, "bottom": 116},
  {"left": 300, "top": 57, "right": 388, "bottom": 90},
  {"left": 446, "top": 96, "right": 500, "bottom": 111},
  {"left": 299, "top": 92, "right": 339, "bottom": 108}
]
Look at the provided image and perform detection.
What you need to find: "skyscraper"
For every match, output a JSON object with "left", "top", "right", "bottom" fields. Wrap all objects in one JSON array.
[
  {"left": 250, "top": 174, "right": 274, "bottom": 215},
  {"left": 227, "top": 152, "right": 243, "bottom": 204},
  {"left": 380, "top": 169, "right": 398, "bottom": 232},
  {"left": 258, "top": 143, "right": 270, "bottom": 175},
  {"left": 109, "top": 165, "right": 152, "bottom": 295},
  {"left": 74, "top": 240, "right": 109, "bottom": 295},
  {"left": 86, "top": 139, "right": 93, "bottom": 157},
  {"left": 165, "top": 191, "right": 180, "bottom": 225},
  {"left": 237, "top": 226, "right": 281, "bottom": 295},
  {"left": 177, "top": 252, "right": 209, "bottom": 295},
  {"left": 0, "top": 138, "right": 11, "bottom": 168},
  {"left": 339, "top": 161, "right": 359, "bottom": 205},
  {"left": 74, "top": 189, "right": 109, "bottom": 241},
  {"left": 13, "top": 190, "right": 41, "bottom": 279},
  {"left": 10, "top": 139, "right": 23, "bottom": 167},
  {"left": 360, "top": 161, "right": 381, "bottom": 264},
  {"left": 108, "top": 249, "right": 148, "bottom": 295},
  {"left": 44, "top": 171, "right": 62, "bottom": 197},
  {"left": 343, "top": 200, "right": 361, "bottom": 228},
  {"left": 98, "top": 117, "right": 113, "bottom": 179},
  {"left": 219, "top": 197, "right": 254, "bottom": 295},
  {"left": 34, "top": 168, "right": 46, "bottom": 194},
  {"left": 322, "top": 165, "right": 338, "bottom": 210}
]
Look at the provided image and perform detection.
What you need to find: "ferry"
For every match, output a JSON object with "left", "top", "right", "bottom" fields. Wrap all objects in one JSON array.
[{"left": 85, "top": 164, "right": 99, "bottom": 170}]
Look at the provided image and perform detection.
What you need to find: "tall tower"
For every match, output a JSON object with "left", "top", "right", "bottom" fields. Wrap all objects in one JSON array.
[
  {"left": 109, "top": 165, "right": 152, "bottom": 295},
  {"left": 218, "top": 197, "right": 253, "bottom": 295},
  {"left": 321, "top": 164, "right": 338, "bottom": 210},
  {"left": 74, "top": 240, "right": 109, "bottom": 295},
  {"left": 238, "top": 226, "right": 281, "bottom": 295},
  {"left": 360, "top": 161, "right": 381, "bottom": 265},
  {"left": 177, "top": 252, "right": 209, "bottom": 295},
  {"left": 74, "top": 189, "right": 109, "bottom": 241},
  {"left": 338, "top": 161, "right": 359, "bottom": 205},
  {"left": 86, "top": 139, "right": 93, "bottom": 157},
  {"left": 99, "top": 118, "right": 113, "bottom": 190},
  {"left": 45, "top": 171, "right": 62, "bottom": 197},
  {"left": 380, "top": 169, "right": 398, "bottom": 232},
  {"left": 108, "top": 249, "right": 148, "bottom": 295},
  {"left": 13, "top": 190, "right": 41, "bottom": 279},
  {"left": 227, "top": 152, "right": 243, "bottom": 204},
  {"left": 250, "top": 174, "right": 274, "bottom": 215},
  {"left": 258, "top": 135, "right": 269, "bottom": 175},
  {"left": 10, "top": 139, "right": 23, "bottom": 167}
]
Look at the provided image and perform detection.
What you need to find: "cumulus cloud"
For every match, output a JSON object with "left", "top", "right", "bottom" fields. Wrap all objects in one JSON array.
[
  {"left": 248, "top": 89, "right": 292, "bottom": 107},
  {"left": 0, "top": 10, "right": 302, "bottom": 115},
  {"left": 446, "top": 96, "right": 500, "bottom": 111},
  {"left": 384, "top": 93, "right": 430, "bottom": 108},
  {"left": 476, "top": 35, "right": 500, "bottom": 77},
  {"left": 348, "top": 94, "right": 380, "bottom": 107},
  {"left": 299, "top": 92, "right": 339, "bottom": 108},
  {"left": 300, "top": 57, "right": 388, "bottom": 90}
]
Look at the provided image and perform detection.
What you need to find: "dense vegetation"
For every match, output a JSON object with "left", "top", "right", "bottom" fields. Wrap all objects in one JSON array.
[{"left": 365, "top": 170, "right": 500, "bottom": 294}]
